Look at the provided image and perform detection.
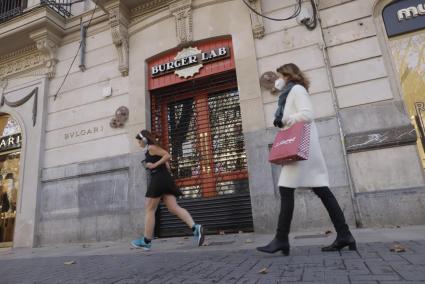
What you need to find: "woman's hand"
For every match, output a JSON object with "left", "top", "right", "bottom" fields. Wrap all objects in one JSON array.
[
  {"left": 145, "top": 162, "right": 156, "bottom": 170},
  {"left": 282, "top": 117, "right": 296, "bottom": 128},
  {"left": 285, "top": 117, "right": 297, "bottom": 128}
]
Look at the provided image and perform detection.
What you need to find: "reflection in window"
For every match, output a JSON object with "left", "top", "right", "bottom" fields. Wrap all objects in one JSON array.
[
  {"left": 2, "top": 117, "right": 20, "bottom": 137},
  {"left": 167, "top": 98, "right": 200, "bottom": 179}
]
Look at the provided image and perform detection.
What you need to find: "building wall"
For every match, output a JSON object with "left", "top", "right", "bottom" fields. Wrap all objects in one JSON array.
[
  {"left": 45, "top": 28, "right": 130, "bottom": 168},
  {"left": 250, "top": 0, "right": 355, "bottom": 232},
  {"left": 321, "top": 0, "right": 425, "bottom": 225},
  {"left": 252, "top": 0, "right": 425, "bottom": 231},
  {"left": 38, "top": 18, "right": 136, "bottom": 244}
]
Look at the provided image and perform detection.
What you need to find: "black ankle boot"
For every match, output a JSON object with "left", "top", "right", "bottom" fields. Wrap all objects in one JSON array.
[
  {"left": 312, "top": 187, "right": 357, "bottom": 252},
  {"left": 256, "top": 237, "right": 290, "bottom": 255},
  {"left": 321, "top": 232, "right": 357, "bottom": 252}
]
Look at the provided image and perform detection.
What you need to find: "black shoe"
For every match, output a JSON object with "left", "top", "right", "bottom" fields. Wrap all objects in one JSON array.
[
  {"left": 256, "top": 238, "right": 290, "bottom": 255},
  {"left": 321, "top": 234, "right": 356, "bottom": 252}
]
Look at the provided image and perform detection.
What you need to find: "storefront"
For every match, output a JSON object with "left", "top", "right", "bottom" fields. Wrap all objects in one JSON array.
[
  {"left": 147, "top": 37, "right": 253, "bottom": 236},
  {"left": 382, "top": 0, "right": 425, "bottom": 169}
]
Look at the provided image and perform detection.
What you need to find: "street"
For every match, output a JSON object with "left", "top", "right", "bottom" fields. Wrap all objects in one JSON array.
[{"left": 1, "top": 227, "right": 425, "bottom": 283}]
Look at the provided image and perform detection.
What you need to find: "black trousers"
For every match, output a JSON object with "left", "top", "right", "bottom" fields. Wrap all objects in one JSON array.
[{"left": 276, "top": 186, "right": 349, "bottom": 241}]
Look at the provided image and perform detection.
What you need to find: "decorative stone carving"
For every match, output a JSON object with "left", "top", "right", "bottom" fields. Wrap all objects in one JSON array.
[
  {"left": 1, "top": 87, "right": 38, "bottom": 126},
  {"left": 248, "top": 0, "right": 265, "bottom": 39},
  {"left": 110, "top": 106, "right": 129, "bottom": 128},
  {"left": 0, "top": 45, "right": 46, "bottom": 80},
  {"left": 0, "top": 45, "right": 37, "bottom": 62},
  {"left": 259, "top": 71, "right": 279, "bottom": 94},
  {"left": 30, "top": 29, "right": 61, "bottom": 79},
  {"left": 109, "top": 5, "right": 129, "bottom": 77},
  {"left": 170, "top": 0, "right": 193, "bottom": 46},
  {"left": 132, "top": 0, "right": 171, "bottom": 16},
  {"left": 0, "top": 53, "right": 44, "bottom": 79}
]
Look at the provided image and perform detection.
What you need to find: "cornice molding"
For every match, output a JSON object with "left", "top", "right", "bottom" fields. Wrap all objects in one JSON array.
[
  {"left": 0, "top": 49, "right": 44, "bottom": 80},
  {"left": 128, "top": 0, "right": 233, "bottom": 34},
  {"left": 0, "top": 44, "right": 38, "bottom": 62},
  {"left": 129, "top": 6, "right": 170, "bottom": 32},
  {"left": 131, "top": 0, "right": 172, "bottom": 17}
]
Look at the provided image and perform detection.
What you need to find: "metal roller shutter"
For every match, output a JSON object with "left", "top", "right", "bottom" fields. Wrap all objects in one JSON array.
[{"left": 150, "top": 70, "right": 254, "bottom": 237}]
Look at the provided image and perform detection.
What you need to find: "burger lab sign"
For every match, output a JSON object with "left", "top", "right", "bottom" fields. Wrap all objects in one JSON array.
[{"left": 151, "top": 46, "right": 230, "bottom": 79}]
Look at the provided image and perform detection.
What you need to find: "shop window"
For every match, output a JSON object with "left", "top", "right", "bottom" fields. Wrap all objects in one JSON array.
[
  {"left": 387, "top": 33, "right": 425, "bottom": 169},
  {"left": 0, "top": 114, "right": 21, "bottom": 247}
]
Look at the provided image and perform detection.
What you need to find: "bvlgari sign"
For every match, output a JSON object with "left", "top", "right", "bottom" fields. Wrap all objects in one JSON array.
[
  {"left": 151, "top": 46, "right": 230, "bottom": 78},
  {"left": 383, "top": 0, "right": 425, "bottom": 37},
  {"left": 0, "top": 133, "right": 22, "bottom": 153}
]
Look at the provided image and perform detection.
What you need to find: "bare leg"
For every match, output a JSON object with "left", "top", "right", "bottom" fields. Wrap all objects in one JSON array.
[
  {"left": 144, "top": 197, "right": 161, "bottom": 239},
  {"left": 163, "top": 195, "right": 195, "bottom": 228}
]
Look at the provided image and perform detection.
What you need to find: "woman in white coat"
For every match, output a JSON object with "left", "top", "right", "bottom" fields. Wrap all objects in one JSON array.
[{"left": 257, "top": 63, "right": 356, "bottom": 255}]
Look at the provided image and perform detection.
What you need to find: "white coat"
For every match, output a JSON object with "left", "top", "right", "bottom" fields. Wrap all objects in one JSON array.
[{"left": 277, "top": 84, "right": 330, "bottom": 188}]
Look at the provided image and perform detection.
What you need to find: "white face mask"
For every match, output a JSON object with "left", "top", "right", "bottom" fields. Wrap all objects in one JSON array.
[{"left": 274, "top": 78, "right": 285, "bottom": 91}]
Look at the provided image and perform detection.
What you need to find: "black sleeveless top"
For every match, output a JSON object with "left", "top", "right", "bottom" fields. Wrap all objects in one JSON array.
[{"left": 145, "top": 150, "right": 167, "bottom": 173}]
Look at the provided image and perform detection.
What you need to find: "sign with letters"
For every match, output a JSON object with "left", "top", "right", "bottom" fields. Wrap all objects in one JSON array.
[
  {"left": 64, "top": 126, "right": 104, "bottom": 140},
  {"left": 383, "top": 0, "right": 425, "bottom": 37},
  {"left": 0, "top": 133, "right": 22, "bottom": 153},
  {"left": 151, "top": 46, "right": 230, "bottom": 78}
]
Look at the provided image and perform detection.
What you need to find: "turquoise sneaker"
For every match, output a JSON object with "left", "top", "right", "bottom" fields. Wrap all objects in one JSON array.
[
  {"left": 131, "top": 237, "right": 151, "bottom": 250},
  {"left": 193, "top": 224, "right": 204, "bottom": 246}
]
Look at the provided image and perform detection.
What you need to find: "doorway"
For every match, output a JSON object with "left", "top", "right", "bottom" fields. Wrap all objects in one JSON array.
[{"left": 151, "top": 71, "right": 254, "bottom": 237}]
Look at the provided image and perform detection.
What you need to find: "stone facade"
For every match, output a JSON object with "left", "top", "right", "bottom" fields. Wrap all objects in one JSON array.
[{"left": 0, "top": 0, "right": 424, "bottom": 247}]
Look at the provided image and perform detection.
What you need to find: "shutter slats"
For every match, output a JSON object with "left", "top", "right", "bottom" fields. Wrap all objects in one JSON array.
[{"left": 151, "top": 70, "right": 254, "bottom": 237}]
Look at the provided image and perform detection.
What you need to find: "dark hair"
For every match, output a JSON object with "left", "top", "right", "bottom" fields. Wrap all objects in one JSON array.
[
  {"left": 135, "top": 129, "right": 158, "bottom": 145},
  {"left": 276, "top": 63, "right": 310, "bottom": 90}
]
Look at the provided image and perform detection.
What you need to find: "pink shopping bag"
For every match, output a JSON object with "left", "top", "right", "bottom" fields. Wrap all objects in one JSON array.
[{"left": 268, "top": 122, "right": 311, "bottom": 165}]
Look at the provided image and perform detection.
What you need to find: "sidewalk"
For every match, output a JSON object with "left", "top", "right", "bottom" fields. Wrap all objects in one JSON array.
[{"left": 0, "top": 225, "right": 425, "bottom": 283}]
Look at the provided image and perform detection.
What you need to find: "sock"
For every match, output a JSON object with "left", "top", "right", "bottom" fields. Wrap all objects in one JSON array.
[
  {"left": 144, "top": 237, "right": 151, "bottom": 244},
  {"left": 191, "top": 224, "right": 196, "bottom": 232}
]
